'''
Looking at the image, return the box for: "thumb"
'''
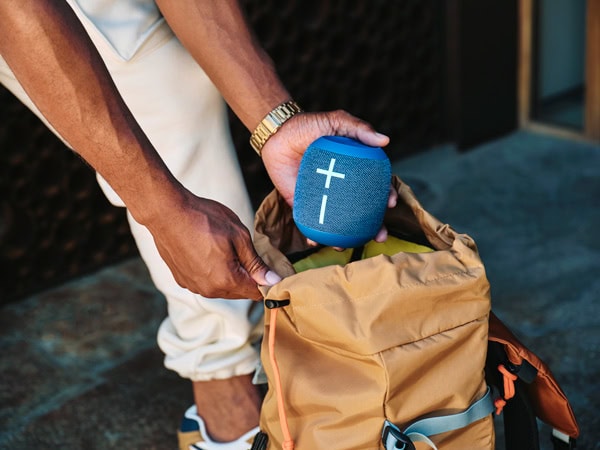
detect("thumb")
[236,241,282,288]
[254,268,283,287]
[324,110,390,148]
[356,129,390,148]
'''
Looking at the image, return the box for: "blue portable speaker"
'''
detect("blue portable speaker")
[293,136,391,248]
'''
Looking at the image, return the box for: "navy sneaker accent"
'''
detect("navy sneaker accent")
[177,405,259,450]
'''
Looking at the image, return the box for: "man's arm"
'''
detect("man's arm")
[155,0,289,132]
[0,0,276,299]
[155,0,392,207]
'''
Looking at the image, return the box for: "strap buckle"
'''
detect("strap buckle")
[265,299,290,309]
[382,423,416,450]
[250,431,269,450]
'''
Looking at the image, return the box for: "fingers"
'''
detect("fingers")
[235,237,282,294]
[374,226,388,243]
[388,184,398,208]
[356,128,390,148]
[200,261,280,301]
[324,110,390,148]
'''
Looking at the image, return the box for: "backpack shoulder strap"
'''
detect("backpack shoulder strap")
[486,340,540,450]
[487,312,579,449]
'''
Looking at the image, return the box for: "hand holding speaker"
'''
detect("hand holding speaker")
[260,109,391,205]
[293,136,392,248]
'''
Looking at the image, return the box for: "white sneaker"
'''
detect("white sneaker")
[177,405,260,450]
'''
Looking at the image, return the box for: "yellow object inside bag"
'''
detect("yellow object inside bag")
[292,235,434,273]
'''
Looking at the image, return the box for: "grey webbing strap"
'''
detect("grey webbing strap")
[382,387,495,450]
[551,428,577,450]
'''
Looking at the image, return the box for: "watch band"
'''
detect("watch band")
[249,100,303,156]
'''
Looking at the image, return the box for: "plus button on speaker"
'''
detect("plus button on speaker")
[293,136,391,248]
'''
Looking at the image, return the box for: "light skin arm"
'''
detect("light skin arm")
[0,0,276,299]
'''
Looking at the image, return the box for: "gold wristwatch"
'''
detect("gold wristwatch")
[249,100,303,156]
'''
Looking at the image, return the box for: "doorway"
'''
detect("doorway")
[519,0,600,141]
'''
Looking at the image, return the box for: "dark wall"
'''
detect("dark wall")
[445,0,518,150]
[0,88,138,304]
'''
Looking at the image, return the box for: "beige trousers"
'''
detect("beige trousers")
[0,0,262,382]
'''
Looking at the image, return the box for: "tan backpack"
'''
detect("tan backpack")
[251,176,579,450]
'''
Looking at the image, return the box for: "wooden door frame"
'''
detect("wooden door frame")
[518,0,600,142]
[586,0,600,140]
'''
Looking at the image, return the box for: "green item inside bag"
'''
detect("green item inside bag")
[293,235,433,273]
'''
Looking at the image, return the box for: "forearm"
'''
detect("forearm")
[0,0,182,224]
[155,0,291,131]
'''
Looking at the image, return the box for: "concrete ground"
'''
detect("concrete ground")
[0,130,598,449]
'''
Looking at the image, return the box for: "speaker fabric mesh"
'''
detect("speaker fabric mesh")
[294,147,390,245]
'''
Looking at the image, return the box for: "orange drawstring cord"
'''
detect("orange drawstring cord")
[494,364,518,415]
[268,308,295,450]
[494,397,507,415]
[497,364,518,400]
